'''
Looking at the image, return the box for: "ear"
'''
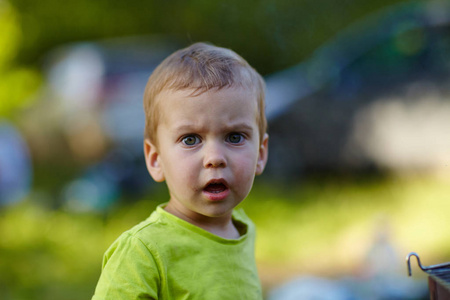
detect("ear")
[255,133,269,175]
[144,138,165,182]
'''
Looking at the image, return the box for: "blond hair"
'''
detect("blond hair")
[143,42,266,144]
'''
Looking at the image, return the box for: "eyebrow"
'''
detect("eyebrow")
[226,123,255,133]
[173,122,255,133]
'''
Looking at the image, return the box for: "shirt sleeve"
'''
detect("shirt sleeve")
[92,233,160,300]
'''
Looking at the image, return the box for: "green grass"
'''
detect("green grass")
[1,175,450,299]
[243,175,450,288]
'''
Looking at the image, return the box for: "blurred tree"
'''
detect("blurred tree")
[9,0,406,75]
[0,0,41,119]
[0,0,20,67]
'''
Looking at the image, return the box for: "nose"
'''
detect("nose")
[203,141,227,168]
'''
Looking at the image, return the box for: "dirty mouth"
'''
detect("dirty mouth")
[204,183,227,193]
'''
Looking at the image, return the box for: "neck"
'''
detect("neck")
[164,202,240,239]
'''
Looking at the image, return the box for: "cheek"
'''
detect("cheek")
[231,151,258,180]
[165,151,199,182]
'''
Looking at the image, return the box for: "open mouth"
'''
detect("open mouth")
[204,182,228,194]
[202,179,230,201]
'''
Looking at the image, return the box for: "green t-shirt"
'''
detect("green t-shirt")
[92,204,262,299]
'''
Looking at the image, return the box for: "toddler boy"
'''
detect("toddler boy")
[92,42,269,299]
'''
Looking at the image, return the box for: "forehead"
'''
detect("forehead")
[156,87,259,128]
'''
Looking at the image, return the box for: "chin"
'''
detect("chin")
[200,205,235,218]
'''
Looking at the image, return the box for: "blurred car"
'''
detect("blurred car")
[264,0,450,178]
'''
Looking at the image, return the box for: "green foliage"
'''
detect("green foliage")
[1,0,410,119]
[0,1,41,119]
[0,67,41,118]
[9,0,406,74]
[0,1,20,69]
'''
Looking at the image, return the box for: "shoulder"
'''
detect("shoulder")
[102,221,161,269]
[94,210,167,299]
[106,207,169,256]
[95,228,161,299]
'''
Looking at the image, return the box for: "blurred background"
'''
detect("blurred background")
[1,0,450,299]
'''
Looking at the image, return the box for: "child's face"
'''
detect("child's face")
[145,87,268,223]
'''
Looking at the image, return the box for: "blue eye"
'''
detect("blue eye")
[182,135,200,146]
[227,133,243,144]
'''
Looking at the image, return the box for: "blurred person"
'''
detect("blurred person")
[0,121,32,205]
[92,42,269,299]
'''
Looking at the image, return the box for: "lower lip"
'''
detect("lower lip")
[202,189,230,201]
